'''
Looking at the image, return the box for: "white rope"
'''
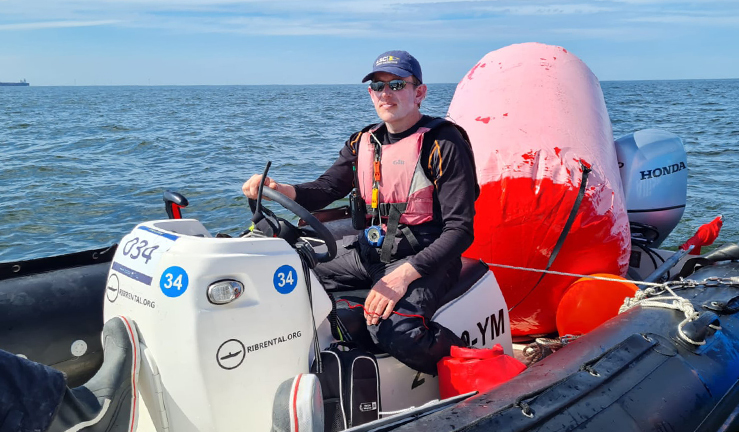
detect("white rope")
[484,262,709,346]
[619,283,705,345]
[485,262,668,288]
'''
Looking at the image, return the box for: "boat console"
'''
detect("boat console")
[101,187,511,430]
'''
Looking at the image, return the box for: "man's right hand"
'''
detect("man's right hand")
[242,175,297,200]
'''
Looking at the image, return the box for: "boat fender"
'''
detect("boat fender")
[680,312,720,345]
[437,345,526,399]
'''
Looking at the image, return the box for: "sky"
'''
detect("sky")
[1,0,738,86]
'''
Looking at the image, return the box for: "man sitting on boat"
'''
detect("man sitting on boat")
[242,50,479,374]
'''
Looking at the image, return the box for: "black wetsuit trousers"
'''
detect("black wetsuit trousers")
[313,238,465,375]
[0,349,66,432]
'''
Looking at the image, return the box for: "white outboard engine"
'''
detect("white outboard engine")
[104,219,332,431]
[615,129,688,247]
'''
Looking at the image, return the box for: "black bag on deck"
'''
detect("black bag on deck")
[311,341,381,431]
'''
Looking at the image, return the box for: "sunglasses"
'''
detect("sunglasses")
[369,79,416,92]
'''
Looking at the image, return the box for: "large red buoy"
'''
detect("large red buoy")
[449,43,631,335]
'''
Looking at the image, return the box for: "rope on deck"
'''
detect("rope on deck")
[484,262,727,346]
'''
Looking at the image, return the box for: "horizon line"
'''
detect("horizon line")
[3,77,739,88]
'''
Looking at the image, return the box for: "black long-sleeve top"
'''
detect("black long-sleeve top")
[293,115,479,277]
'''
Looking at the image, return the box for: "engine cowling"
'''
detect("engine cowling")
[615,129,688,247]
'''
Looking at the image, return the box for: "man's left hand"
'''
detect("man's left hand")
[364,263,421,326]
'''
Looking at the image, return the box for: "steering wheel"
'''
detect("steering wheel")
[248,187,337,263]
[248,194,282,237]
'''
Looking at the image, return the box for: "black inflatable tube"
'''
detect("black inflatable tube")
[394,261,739,432]
[0,247,116,387]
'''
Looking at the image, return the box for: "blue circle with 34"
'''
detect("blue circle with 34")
[273,265,298,294]
[160,266,189,298]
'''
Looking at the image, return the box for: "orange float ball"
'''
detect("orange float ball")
[555,273,639,336]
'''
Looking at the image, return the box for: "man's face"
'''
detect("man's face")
[368,72,427,126]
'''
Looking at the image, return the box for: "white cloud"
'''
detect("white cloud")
[626,14,739,25]
[0,20,121,30]
[550,26,657,40]
[475,4,615,15]
[1,0,737,38]
[170,16,373,36]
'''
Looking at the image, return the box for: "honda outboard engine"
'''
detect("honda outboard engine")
[615,129,688,247]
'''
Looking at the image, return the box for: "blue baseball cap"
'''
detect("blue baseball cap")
[362,50,422,84]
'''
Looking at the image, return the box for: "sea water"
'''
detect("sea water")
[1,80,738,262]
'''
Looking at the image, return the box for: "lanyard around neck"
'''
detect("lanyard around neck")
[368,130,384,224]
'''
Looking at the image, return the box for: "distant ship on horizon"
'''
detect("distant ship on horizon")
[0,79,29,87]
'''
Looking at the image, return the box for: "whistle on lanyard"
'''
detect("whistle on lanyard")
[365,225,385,247]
